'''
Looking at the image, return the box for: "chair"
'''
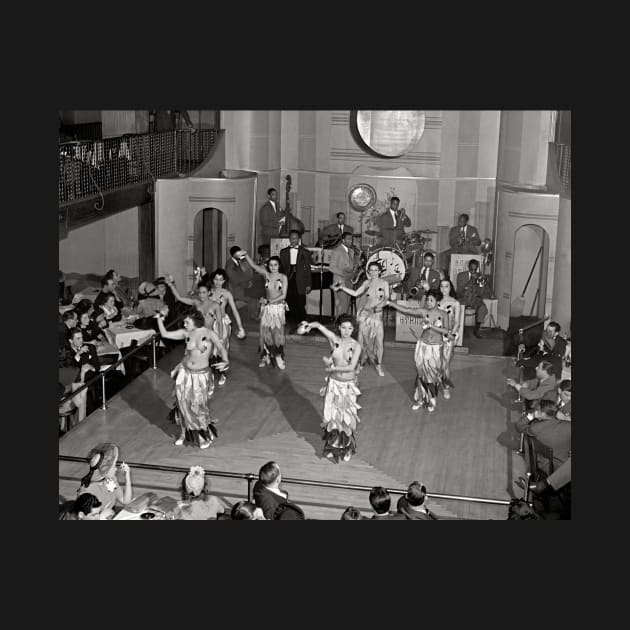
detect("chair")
[58,397,77,434]
[464,306,476,327]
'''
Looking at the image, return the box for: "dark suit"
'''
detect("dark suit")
[225,256,258,319]
[440,223,482,271]
[375,209,411,247]
[405,266,441,298]
[517,335,567,379]
[456,270,488,324]
[252,481,298,520]
[371,511,406,520]
[397,496,437,520]
[259,200,283,245]
[280,245,313,326]
[320,222,354,241]
[516,415,571,470]
[65,341,100,384]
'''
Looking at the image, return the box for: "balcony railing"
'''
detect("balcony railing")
[58,128,217,206]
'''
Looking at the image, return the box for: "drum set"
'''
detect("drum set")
[320,227,438,293]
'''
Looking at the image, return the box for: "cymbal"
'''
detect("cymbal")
[351,232,362,238]
[365,229,381,236]
[417,228,438,234]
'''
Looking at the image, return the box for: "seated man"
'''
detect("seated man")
[59,310,78,363]
[515,399,571,473]
[252,461,303,520]
[507,360,557,411]
[64,328,101,379]
[104,269,133,308]
[369,486,405,520]
[556,379,571,421]
[320,211,354,243]
[404,252,442,299]
[95,276,124,322]
[396,481,438,520]
[456,259,487,338]
[517,320,567,379]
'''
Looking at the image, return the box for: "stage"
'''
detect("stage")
[59,333,526,520]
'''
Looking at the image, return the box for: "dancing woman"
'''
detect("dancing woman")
[304,315,362,463]
[436,278,461,399]
[241,252,288,370]
[155,309,228,448]
[387,291,450,412]
[166,276,223,338]
[332,260,389,376]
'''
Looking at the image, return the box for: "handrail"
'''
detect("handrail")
[59,312,185,407]
[58,455,511,508]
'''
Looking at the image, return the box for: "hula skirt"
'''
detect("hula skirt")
[172,365,217,446]
[320,376,361,463]
[357,308,383,366]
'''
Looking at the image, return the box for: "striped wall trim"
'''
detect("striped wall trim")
[331,113,443,127]
[505,252,513,258]
[503,292,511,299]
[507,211,558,221]
[189,196,237,203]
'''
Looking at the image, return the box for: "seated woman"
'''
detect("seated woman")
[77,443,133,519]
[77,309,106,344]
[94,292,119,329]
[177,466,228,520]
[59,493,104,520]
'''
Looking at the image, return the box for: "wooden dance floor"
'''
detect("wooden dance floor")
[59,334,526,520]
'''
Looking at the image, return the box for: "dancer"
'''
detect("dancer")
[166,275,223,337]
[241,252,288,370]
[205,268,247,386]
[333,260,389,376]
[154,309,228,448]
[436,278,461,399]
[304,315,362,463]
[387,291,450,412]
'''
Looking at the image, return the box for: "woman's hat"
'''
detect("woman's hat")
[87,443,119,475]
[138,281,157,297]
[184,465,206,496]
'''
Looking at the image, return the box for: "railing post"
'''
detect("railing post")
[524,471,532,503]
[518,431,525,454]
[247,475,254,502]
[101,373,107,410]
[152,336,157,369]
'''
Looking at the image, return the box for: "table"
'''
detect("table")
[105,323,155,350]
[95,341,125,375]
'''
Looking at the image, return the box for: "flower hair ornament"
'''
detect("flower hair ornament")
[185,466,206,496]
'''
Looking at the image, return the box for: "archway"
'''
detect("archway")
[193,208,227,272]
[510,224,550,321]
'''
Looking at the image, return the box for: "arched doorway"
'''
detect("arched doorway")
[193,208,227,272]
[510,224,550,320]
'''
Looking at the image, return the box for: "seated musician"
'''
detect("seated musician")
[320,212,354,242]
[404,252,442,300]
[456,259,488,338]
[375,197,411,248]
[516,320,567,379]
[328,232,356,316]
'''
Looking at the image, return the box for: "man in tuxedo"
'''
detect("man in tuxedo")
[252,461,303,520]
[328,232,355,316]
[375,196,411,247]
[259,187,285,246]
[456,259,488,338]
[507,360,558,411]
[225,244,258,321]
[320,212,354,243]
[440,213,482,272]
[516,321,567,379]
[405,252,442,299]
[369,487,405,520]
[279,230,312,330]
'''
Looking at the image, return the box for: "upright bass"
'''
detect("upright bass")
[279,174,305,238]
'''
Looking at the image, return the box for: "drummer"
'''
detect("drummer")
[320,212,354,242]
[375,197,411,247]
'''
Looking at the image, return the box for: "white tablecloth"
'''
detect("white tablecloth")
[95,341,125,375]
[105,323,155,350]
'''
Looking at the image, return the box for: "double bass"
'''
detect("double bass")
[279,174,305,237]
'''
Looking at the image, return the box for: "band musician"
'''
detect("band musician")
[404,252,442,300]
[279,230,312,331]
[320,212,354,242]
[328,232,356,316]
[440,213,482,272]
[259,187,286,246]
[456,259,488,338]
[375,197,411,248]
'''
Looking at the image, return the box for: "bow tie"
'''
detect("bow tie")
[291,246,299,250]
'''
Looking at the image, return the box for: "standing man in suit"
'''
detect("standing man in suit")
[375,197,411,247]
[404,252,442,299]
[440,212,482,273]
[456,259,488,338]
[328,232,356,316]
[279,230,312,331]
[259,187,285,247]
[320,212,354,243]
[225,245,258,322]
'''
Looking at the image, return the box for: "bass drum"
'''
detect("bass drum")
[366,247,407,287]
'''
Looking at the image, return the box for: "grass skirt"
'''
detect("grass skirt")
[260,303,286,358]
[172,365,217,446]
[320,376,361,462]
[413,340,445,405]
[357,308,383,366]
[441,336,455,389]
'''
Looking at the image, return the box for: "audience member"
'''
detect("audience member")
[94,292,120,328]
[104,269,132,308]
[95,276,124,322]
[273,502,306,520]
[369,486,405,520]
[64,328,100,383]
[177,466,227,520]
[77,310,106,344]
[396,481,438,520]
[507,360,557,410]
[507,498,541,520]
[252,461,303,520]
[231,501,266,520]
[59,310,78,361]
[77,443,133,519]
[517,321,566,379]
[556,380,571,421]
[59,493,104,520]
[340,506,365,520]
